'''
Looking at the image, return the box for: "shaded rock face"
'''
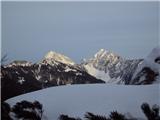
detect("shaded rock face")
[131,56,160,85]
[131,67,159,85]
[1,66,42,101]
[1,61,104,101]
[131,47,160,84]
[155,57,160,64]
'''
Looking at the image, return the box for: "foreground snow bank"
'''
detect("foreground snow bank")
[6,84,160,120]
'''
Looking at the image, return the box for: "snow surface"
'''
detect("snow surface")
[64,66,77,72]
[17,77,25,85]
[84,64,123,84]
[6,84,160,120]
[84,64,110,82]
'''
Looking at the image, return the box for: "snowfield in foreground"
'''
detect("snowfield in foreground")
[6,84,160,120]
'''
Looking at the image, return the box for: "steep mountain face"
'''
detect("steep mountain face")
[82,49,143,84]
[1,65,42,101]
[1,52,104,101]
[131,46,160,84]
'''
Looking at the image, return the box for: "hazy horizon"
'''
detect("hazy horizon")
[2,2,159,63]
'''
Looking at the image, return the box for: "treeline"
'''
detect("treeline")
[1,100,160,120]
[59,103,160,120]
[2,100,43,120]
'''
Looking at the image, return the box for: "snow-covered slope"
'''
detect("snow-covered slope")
[6,84,160,120]
[43,51,75,65]
[84,64,110,81]
[131,46,160,84]
[82,49,142,84]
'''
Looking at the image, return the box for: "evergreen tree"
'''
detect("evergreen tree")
[141,103,160,120]
[85,112,109,120]
[109,111,126,120]
[59,114,81,120]
[12,100,43,120]
[1,102,12,120]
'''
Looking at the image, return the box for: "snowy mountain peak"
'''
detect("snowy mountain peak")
[82,48,143,84]
[45,51,57,59]
[44,51,75,65]
[94,49,107,58]
[147,46,160,62]
[90,49,121,66]
[98,49,106,53]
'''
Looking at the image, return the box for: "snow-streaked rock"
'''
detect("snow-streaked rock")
[1,57,104,101]
[5,60,32,67]
[82,49,142,84]
[131,46,160,84]
[17,77,25,85]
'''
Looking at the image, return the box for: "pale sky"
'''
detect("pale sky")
[2,2,159,63]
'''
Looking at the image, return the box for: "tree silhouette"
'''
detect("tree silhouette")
[141,103,160,120]
[12,100,43,120]
[1,54,8,65]
[1,102,12,120]
[109,111,126,120]
[85,112,109,120]
[59,114,81,120]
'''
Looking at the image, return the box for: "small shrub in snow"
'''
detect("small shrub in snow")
[141,103,160,120]
[59,114,81,120]
[109,111,127,120]
[1,102,12,120]
[85,112,109,120]
[85,111,127,120]
[12,100,43,120]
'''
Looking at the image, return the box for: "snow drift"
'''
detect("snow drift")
[6,84,160,120]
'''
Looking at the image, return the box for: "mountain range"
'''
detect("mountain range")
[1,47,160,101]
